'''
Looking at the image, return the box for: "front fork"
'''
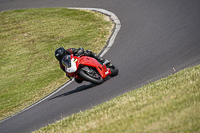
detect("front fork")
[66,73,73,81]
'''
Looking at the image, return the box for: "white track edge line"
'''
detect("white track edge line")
[0,8,121,124]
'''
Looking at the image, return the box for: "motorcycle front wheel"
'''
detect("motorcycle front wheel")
[79,67,104,84]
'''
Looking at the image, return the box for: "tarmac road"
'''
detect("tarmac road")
[1,0,200,133]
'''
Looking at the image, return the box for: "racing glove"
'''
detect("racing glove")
[76,47,84,56]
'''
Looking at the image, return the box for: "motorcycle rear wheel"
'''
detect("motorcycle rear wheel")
[107,63,118,77]
[79,67,104,84]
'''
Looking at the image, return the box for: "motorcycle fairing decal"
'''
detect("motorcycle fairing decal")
[73,59,78,63]
[66,58,77,73]
[105,70,109,75]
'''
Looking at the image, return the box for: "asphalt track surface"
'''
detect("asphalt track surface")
[1,0,200,133]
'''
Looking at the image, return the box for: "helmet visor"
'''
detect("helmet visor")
[62,55,71,68]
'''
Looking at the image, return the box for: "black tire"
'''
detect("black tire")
[107,63,119,77]
[79,68,104,84]
[75,78,83,84]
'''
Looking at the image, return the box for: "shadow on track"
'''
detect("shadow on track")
[48,83,96,100]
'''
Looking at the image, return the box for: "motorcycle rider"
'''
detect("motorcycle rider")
[55,47,108,83]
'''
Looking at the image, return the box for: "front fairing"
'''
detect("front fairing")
[65,58,78,77]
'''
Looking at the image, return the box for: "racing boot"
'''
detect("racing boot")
[97,56,110,65]
[84,50,110,65]
[103,59,110,65]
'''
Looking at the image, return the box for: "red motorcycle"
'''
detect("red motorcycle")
[62,54,118,84]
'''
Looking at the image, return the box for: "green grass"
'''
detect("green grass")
[0,8,113,121]
[34,65,200,133]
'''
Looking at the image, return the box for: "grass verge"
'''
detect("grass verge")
[0,8,114,121]
[34,65,200,133]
